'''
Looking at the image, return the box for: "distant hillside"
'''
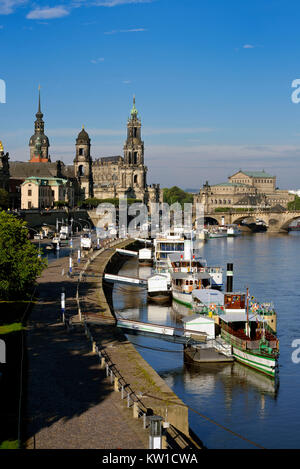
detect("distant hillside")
[184,188,199,194]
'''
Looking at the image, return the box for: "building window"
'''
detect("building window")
[79,148,84,156]
[28,201,32,209]
[28,189,32,196]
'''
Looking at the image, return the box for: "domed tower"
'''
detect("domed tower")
[74,126,93,199]
[29,86,50,162]
[124,96,144,166]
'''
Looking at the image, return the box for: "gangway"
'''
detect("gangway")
[104,273,147,286]
[116,248,138,257]
[135,238,152,244]
[116,316,207,345]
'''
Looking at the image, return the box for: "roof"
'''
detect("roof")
[168,252,207,264]
[171,272,211,280]
[21,176,67,186]
[231,170,274,178]
[219,313,263,323]
[95,155,123,164]
[192,289,224,305]
[181,314,215,323]
[76,127,90,143]
[9,161,59,179]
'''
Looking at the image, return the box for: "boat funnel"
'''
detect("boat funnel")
[226,263,233,292]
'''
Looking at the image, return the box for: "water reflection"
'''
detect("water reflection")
[113,233,300,448]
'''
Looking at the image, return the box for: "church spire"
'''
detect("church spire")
[36,85,43,120]
[29,85,50,162]
[130,95,138,118]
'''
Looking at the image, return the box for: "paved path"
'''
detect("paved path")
[25,247,148,449]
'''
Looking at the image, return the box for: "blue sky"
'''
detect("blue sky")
[1,0,300,189]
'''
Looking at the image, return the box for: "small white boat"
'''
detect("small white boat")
[207,226,228,238]
[227,224,241,237]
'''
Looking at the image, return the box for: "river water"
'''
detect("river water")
[112,232,300,449]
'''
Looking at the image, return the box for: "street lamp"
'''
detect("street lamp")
[79,218,92,231]
[30,227,42,258]
[72,219,83,234]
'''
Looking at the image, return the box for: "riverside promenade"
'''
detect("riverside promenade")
[25,239,201,450]
[25,240,149,449]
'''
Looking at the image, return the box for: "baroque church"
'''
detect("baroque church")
[2,89,162,209]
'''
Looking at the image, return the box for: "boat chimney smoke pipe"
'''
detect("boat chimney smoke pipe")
[226,263,233,292]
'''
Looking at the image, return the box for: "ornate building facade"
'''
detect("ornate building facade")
[4,91,161,209]
[195,170,294,212]
[73,96,161,205]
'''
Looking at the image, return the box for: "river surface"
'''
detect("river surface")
[112,232,300,449]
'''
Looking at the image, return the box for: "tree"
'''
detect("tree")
[0,189,9,210]
[288,195,300,210]
[163,186,194,207]
[54,200,69,208]
[0,211,47,300]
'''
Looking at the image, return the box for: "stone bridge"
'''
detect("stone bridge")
[204,210,300,233]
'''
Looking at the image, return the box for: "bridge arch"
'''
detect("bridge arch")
[204,216,220,226]
[279,214,300,231]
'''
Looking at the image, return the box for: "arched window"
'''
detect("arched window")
[78,165,84,176]
[133,152,138,164]
[79,148,84,156]
[134,174,138,184]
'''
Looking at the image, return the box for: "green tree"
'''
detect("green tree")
[0,189,9,210]
[288,195,300,210]
[163,186,194,207]
[0,211,47,300]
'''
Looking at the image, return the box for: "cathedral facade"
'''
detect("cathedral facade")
[73,97,161,205]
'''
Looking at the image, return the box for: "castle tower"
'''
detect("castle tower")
[0,140,9,191]
[29,87,50,162]
[123,96,144,166]
[74,126,93,199]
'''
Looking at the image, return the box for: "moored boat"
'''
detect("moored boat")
[191,289,279,378]
[147,273,171,304]
[226,224,241,237]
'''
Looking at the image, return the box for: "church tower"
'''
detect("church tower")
[122,96,147,197]
[74,126,93,199]
[29,87,50,162]
[124,96,144,166]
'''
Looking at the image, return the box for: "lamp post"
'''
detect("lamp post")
[149,415,163,449]
[30,228,41,258]
[79,218,92,231]
[72,219,83,234]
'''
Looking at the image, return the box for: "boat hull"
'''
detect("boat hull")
[232,346,277,378]
[147,291,171,305]
[172,290,193,308]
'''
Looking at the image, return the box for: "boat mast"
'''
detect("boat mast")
[246,287,250,337]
